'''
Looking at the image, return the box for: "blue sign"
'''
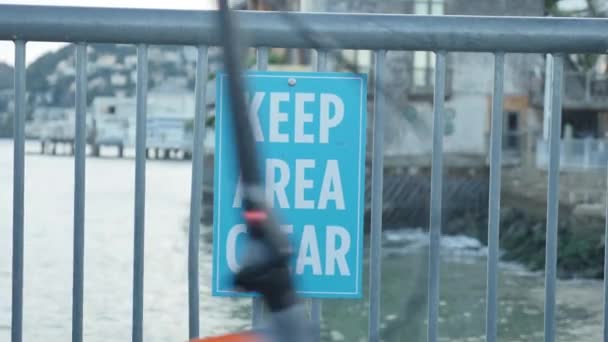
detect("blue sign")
[213,71,367,298]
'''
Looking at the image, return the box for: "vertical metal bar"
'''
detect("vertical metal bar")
[11,39,26,342]
[251,46,268,329]
[132,44,148,342]
[310,49,328,339]
[604,163,608,342]
[72,43,87,342]
[427,51,446,342]
[252,298,264,328]
[188,45,209,339]
[368,49,386,342]
[543,55,553,141]
[544,54,563,342]
[485,52,505,342]
[256,46,268,71]
[585,70,592,101]
[316,50,327,71]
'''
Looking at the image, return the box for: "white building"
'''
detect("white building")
[162,50,181,64]
[111,74,128,87]
[125,55,138,68]
[90,84,214,153]
[298,0,544,166]
[55,59,75,77]
[97,54,117,67]
[88,76,106,91]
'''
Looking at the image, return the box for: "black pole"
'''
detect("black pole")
[216,0,298,317]
[217,0,261,187]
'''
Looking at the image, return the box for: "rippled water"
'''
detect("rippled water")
[0,140,604,341]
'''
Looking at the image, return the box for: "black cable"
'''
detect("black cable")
[217,0,262,187]
[217,0,302,318]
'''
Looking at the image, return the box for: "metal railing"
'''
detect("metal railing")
[409,66,454,99]
[531,69,608,109]
[2,4,608,342]
[537,137,608,170]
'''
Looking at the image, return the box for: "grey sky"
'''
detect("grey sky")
[0,0,216,65]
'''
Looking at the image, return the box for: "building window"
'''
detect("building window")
[505,111,520,150]
[413,0,445,88]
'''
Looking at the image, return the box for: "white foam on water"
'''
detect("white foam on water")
[382,228,486,257]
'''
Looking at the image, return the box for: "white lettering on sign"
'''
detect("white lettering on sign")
[294,93,315,143]
[266,159,290,209]
[233,159,345,210]
[318,160,345,210]
[232,176,242,208]
[246,92,265,142]
[245,92,344,143]
[269,92,290,143]
[320,93,344,144]
[225,223,351,276]
[326,225,351,276]
[295,159,315,209]
[226,224,246,272]
[296,225,322,275]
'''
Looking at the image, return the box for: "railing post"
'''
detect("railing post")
[252,46,268,329]
[11,39,26,342]
[485,52,505,342]
[543,54,554,141]
[428,51,447,342]
[584,137,592,170]
[585,70,592,101]
[310,48,328,341]
[132,43,148,342]
[72,42,87,342]
[604,158,608,342]
[188,45,209,339]
[368,49,386,342]
[544,53,564,342]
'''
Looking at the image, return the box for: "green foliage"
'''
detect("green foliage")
[18,43,193,109]
[0,113,12,138]
[206,115,215,128]
[0,63,13,90]
[185,119,194,132]
[247,56,256,68]
[183,114,215,132]
[269,52,287,65]
[545,0,561,15]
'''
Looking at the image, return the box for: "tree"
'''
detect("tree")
[545,0,607,74]
[545,0,560,15]
[546,0,606,16]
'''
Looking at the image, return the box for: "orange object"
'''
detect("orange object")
[190,332,261,342]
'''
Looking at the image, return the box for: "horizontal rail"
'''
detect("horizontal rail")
[1,5,608,52]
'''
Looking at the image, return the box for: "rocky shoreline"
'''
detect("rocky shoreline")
[445,204,606,279]
[363,170,607,280]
